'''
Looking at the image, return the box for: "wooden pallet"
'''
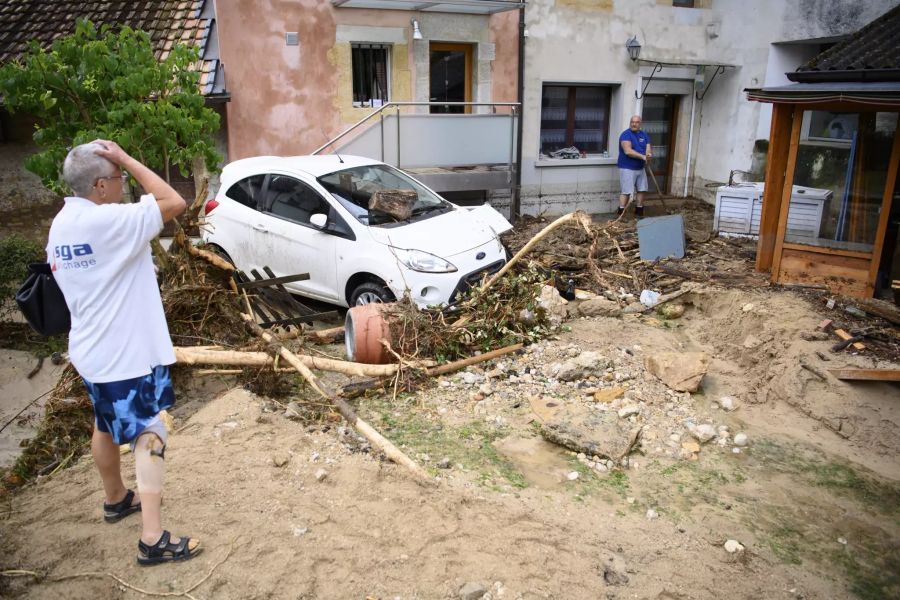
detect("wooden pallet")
[234,266,338,330]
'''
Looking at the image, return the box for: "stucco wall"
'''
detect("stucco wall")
[518,0,900,214]
[214,1,519,160]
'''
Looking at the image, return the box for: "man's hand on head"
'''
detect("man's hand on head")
[92,139,131,167]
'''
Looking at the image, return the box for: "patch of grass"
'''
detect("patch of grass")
[833,546,900,600]
[752,439,900,514]
[363,397,527,489]
[765,525,804,565]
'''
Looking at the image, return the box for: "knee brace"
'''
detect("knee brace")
[134,430,167,495]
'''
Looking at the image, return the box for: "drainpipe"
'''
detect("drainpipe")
[511,6,525,222]
[683,74,698,198]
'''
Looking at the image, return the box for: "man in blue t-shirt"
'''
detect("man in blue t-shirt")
[617,115,652,217]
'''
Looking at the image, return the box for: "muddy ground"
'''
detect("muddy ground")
[2,281,899,600]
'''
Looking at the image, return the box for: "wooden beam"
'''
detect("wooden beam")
[828,368,900,382]
[781,242,872,260]
[236,272,311,289]
[771,105,803,283]
[757,103,793,272]
[866,123,900,296]
[833,328,866,351]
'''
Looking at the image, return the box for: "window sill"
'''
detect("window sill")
[534,157,617,168]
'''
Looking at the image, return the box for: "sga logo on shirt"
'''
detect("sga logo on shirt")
[54,243,97,270]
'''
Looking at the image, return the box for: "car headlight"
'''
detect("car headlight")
[390,247,457,273]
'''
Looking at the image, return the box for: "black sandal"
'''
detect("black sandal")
[103,489,141,523]
[137,530,203,565]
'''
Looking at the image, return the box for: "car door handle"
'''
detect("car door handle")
[252,224,269,233]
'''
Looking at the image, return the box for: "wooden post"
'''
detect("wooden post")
[866,124,900,296]
[240,314,431,482]
[769,105,804,282]
[756,103,794,272]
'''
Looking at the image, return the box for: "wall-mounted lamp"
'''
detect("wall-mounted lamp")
[625,36,641,62]
[411,19,423,40]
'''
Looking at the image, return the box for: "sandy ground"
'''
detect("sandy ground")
[0,351,65,470]
[2,286,899,600]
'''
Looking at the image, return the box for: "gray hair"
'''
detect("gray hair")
[62,143,117,197]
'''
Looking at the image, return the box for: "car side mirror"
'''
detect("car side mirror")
[310,213,327,229]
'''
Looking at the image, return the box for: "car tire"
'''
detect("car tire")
[349,281,395,306]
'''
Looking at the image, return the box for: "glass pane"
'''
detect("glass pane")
[226,174,265,210]
[540,86,570,155]
[643,95,675,187]
[573,87,608,154]
[787,111,898,251]
[352,46,389,107]
[266,176,329,225]
[430,50,466,114]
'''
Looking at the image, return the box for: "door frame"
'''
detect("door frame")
[429,42,473,114]
[643,94,680,195]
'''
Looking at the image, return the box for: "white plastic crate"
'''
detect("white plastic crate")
[714,183,831,239]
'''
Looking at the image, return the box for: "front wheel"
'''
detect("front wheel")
[349,281,395,306]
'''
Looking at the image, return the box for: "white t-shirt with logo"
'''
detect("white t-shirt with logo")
[47,194,175,383]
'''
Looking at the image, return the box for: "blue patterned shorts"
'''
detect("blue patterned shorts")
[83,366,175,445]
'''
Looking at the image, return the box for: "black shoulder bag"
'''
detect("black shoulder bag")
[15,262,71,336]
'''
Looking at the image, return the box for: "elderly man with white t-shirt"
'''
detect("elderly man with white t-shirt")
[48,140,200,565]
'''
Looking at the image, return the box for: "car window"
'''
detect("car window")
[317,164,451,226]
[265,175,331,225]
[225,174,266,210]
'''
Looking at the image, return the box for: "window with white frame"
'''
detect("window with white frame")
[540,84,612,156]
[352,43,390,108]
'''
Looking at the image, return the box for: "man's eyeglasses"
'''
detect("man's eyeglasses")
[94,172,128,186]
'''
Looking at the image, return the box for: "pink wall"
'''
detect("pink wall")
[216,0,339,159]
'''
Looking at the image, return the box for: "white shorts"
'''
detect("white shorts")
[619,168,648,196]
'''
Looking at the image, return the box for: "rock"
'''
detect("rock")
[479,383,494,396]
[537,401,642,461]
[459,582,487,600]
[272,454,290,468]
[690,424,717,444]
[314,468,328,482]
[724,539,745,553]
[617,405,641,419]
[646,508,658,520]
[602,554,630,586]
[461,372,479,385]
[556,351,610,382]
[567,471,580,481]
[292,527,308,537]
[284,402,303,420]
[681,440,701,454]
[733,432,749,447]
[437,457,452,469]
[717,396,737,411]
[742,335,763,349]
[742,303,754,312]
[644,352,710,392]
[622,301,645,314]
[657,303,685,319]
[578,297,622,318]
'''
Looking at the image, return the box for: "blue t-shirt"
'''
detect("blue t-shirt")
[617,129,649,171]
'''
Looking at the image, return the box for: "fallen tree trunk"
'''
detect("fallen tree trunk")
[338,342,525,398]
[240,313,430,482]
[173,347,434,377]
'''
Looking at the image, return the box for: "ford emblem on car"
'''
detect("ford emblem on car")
[476,252,486,260]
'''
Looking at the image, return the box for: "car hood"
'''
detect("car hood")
[366,205,511,258]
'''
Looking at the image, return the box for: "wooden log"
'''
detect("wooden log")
[828,368,900,382]
[337,343,525,398]
[241,313,430,481]
[173,347,434,377]
[856,298,900,327]
[426,343,524,376]
[369,189,417,221]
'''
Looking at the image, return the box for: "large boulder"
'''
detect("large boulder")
[532,397,642,460]
[644,351,710,392]
[577,297,622,318]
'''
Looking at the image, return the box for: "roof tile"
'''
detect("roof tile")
[798,4,900,75]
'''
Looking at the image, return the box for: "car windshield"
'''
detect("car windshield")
[317,163,451,226]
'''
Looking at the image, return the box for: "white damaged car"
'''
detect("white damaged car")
[201,154,512,307]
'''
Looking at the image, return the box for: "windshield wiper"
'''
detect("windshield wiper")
[410,204,449,217]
